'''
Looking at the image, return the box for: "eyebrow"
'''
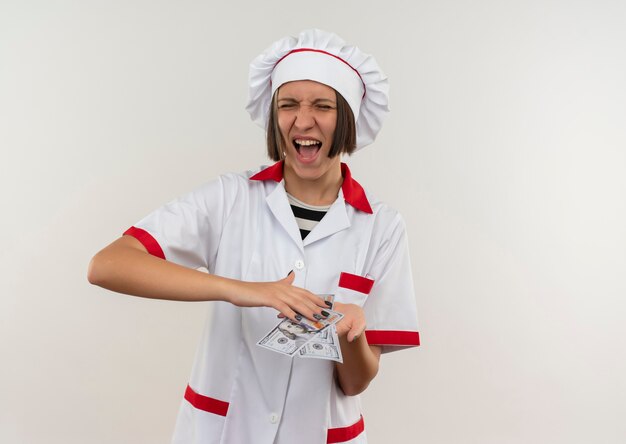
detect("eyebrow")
[313,98,336,104]
[277,97,336,104]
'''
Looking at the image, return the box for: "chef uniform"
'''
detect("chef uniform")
[124,29,420,444]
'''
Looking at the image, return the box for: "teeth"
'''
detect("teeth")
[295,139,320,146]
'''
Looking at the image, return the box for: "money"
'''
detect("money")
[298,325,343,363]
[257,319,321,356]
[296,309,343,333]
[257,295,344,361]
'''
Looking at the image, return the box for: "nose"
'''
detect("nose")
[294,105,315,130]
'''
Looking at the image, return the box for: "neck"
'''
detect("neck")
[283,162,343,206]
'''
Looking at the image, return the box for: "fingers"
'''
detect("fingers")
[272,290,322,322]
[348,323,366,343]
[333,303,366,342]
[234,277,326,323]
[305,292,332,309]
[276,278,327,321]
[277,299,368,343]
[280,271,326,308]
[282,270,295,284]
[273,301,301,323]
[274,294,329,323]
[275,300,328,323]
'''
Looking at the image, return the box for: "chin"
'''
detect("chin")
[285,152,339,182]
[292,165,325,181]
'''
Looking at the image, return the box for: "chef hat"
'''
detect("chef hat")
[246,29,390,150]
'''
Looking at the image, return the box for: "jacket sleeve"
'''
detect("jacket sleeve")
[362,213,420,353]
[123,174,239,273]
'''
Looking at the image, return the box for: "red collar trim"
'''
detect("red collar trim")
[250,161,373,214]
[249,160,284,182]
[340,163,373,214]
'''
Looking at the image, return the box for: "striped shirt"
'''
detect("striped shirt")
[286,193,331,239]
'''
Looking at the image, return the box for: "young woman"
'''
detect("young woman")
[88,29,420,444]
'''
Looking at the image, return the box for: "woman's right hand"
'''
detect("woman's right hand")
[227,271,329,323]
[89,236,327,322]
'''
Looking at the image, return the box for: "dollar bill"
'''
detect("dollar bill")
[257,302,343,358]
[298,325,343,363]
[257,319,321,356]
[296,308,343,333]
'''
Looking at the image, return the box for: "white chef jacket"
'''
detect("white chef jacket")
[124,161,420,444]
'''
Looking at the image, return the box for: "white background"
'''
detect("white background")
[1,1,625,443]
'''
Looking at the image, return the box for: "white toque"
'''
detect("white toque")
[246,29,390,150]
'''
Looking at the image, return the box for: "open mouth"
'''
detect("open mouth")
[293,138,322,160]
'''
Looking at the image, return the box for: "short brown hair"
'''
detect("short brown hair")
[266,89,357,161]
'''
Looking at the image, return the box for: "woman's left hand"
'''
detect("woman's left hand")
[332,302,367,343]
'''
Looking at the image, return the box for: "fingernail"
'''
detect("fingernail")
[321,310,330,317]
[287,270,293,277]
[325,301,333,308]
[295,314,302,321]
[313,314,322,320]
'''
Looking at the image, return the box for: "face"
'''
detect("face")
[280,320,307,335]
[276,80,341,182]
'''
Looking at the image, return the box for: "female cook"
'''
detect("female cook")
[88,29,420,444]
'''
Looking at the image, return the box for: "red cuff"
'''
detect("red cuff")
[365,330,420,347]
[123,226,165,260]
